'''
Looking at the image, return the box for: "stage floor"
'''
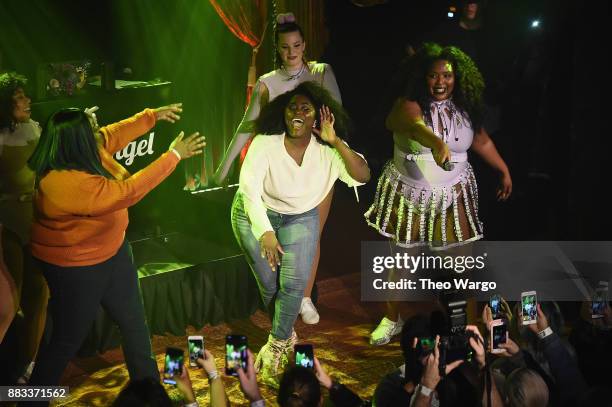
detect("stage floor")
[55,271,437,406]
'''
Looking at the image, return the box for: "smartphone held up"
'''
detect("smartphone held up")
[521,291,538,325]
[163,347,184,385]
[225,335,248,376]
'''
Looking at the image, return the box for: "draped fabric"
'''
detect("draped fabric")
[209,0,268,105]
[274,0,329,64]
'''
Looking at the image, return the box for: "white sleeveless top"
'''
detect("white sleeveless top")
[259,62,342,104]
[393,99,474,188]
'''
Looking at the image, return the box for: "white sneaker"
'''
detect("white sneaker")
[369,316,404,346]
[299,297,320,324]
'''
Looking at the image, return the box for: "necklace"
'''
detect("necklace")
[280,63,306,81]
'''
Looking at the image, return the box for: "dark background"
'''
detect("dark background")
[0,0,608,242]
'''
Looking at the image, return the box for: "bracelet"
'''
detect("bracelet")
[250,400,265,407]
[184,402,199,407]
[207,370,220,381]
[417,383,434,397]
[538,327,553,339]
[171,148,182,160]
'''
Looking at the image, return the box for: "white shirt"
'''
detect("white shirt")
[239,133,364,240]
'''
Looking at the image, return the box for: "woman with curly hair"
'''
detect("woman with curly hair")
[365,43,512,345]
[214,12,343,326]
[231,81,369,386]
[0,72,48,383]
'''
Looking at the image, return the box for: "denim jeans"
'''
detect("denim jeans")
[231,193,319,340]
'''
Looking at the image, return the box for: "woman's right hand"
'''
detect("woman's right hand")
[259,231,284,272]
[169,131,206,159]
[432,139,451,169]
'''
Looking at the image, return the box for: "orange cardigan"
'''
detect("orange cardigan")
[30,109,180,266]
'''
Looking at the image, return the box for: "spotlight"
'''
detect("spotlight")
[531,19,540,28]
[448,12,455,18]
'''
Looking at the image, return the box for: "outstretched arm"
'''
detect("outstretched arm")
[213,81,269,184]
[386,98,450,168]
[470,128,512,200]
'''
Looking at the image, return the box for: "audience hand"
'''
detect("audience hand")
[237,349,262,402]
[196,349,218,376]
[314,357,333,390]
[526,304,549,335]
[173,364,196,404]
[154,103,182,123]
[495,337,520,358]
[465,325,486,370]
[421,335,463,390]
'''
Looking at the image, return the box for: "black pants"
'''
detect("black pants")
[28,240,158,387]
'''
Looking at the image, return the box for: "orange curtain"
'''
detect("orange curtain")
[209,0,268,105]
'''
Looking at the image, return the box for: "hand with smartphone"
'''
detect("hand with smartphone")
[236,349,263,404]
[489,320,508,354]
[163,347,184,385]
[591,283,609,320]
[226,334,248,376]
[188,335,204,367]
[525,303,550,336]
[162,347,197,404]
[520,291,538,325]
[294,344,315,369]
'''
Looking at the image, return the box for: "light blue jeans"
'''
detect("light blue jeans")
[231,193,319,340]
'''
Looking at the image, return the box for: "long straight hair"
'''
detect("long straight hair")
[28,108,112,185]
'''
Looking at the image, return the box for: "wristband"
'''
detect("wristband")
[417,383,434,397]
[184,402,199,407]
[250,400,265,407]
[207,370,220,382]
[538,327,553,339]
[171,148,182,160]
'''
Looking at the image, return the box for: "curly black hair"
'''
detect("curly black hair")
[401,43,485,132]
[0,72,28,131]
[254,81,352,143]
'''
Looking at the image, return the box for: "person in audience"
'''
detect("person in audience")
[0,71,48,383]
[213,12,344,326]
[483,302,589,406]
[503,368,549,407]
[236,345,369,407]
[231,81,369,387]
[26,104,205,389]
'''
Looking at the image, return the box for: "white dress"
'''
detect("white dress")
[365,99,483,249]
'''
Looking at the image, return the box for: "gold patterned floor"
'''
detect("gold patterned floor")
[54,273,435,406]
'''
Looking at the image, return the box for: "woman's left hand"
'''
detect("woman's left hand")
[496,171,512,201]
[154,103,182,123]
[313,105,339,146]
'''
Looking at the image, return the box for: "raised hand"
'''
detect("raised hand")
[169,131,205,159]
[154,103,182,123]
[526,303,549,335]
[313,105,339,146]
[84,106,100,131]
[237,349,262,402]
[421,335,464,390]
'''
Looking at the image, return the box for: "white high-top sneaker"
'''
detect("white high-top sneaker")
[299,297,320,324]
